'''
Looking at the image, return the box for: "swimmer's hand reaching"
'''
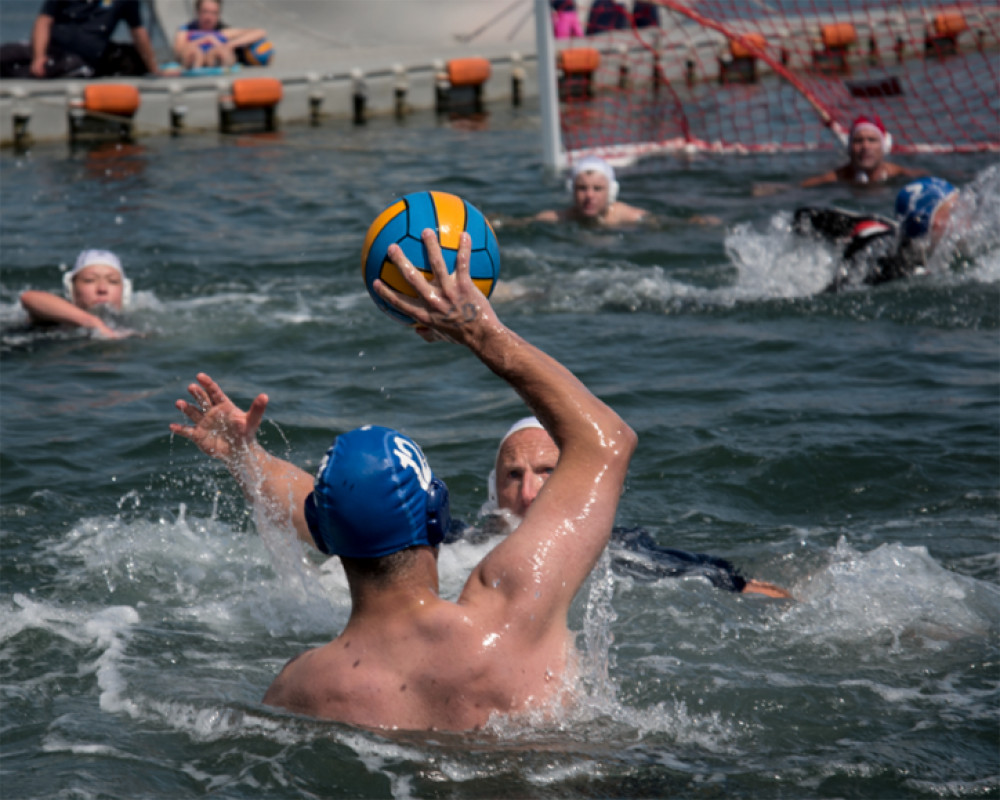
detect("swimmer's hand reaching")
[171,373,269,467]
[170,373,316,541]
[93,325,141,340]
[376,229,501,345]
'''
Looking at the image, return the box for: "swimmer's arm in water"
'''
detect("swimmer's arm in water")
[799,170,839,189]
[532,208,564,223]
[751,181,796,197]
[170,373,316,546]
[883,162,928,181]
[529,206,721,228]
[486,212,556,230]
[753,169,838,195]
[20,290,126,339]
[742,578,793,599]
[642,211,723,228]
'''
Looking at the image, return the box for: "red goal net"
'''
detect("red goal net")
[548,1,1000,165]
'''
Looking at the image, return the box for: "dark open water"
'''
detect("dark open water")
[1,102,998,799]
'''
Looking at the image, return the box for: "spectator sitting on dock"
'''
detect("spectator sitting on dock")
[0,0,159,79]
[20,249,135,339]
[172,0,269,71]
[551,1,583,39]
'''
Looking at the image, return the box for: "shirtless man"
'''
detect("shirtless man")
[535,155,649,226]
[20,249,133,339]
[801,115,925,188]
[169,229,637,730]
[753,116,926,197]
[481,417,792,598]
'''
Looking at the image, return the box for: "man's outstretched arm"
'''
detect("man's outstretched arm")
[170,373,315,545]
[377,231,637,624]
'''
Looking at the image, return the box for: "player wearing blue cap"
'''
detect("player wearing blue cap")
[793,176,959,292]
[170,228,637,730]
[894,176,959,244]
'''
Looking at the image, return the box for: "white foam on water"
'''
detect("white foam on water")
[780,537,999,648]
[477,551,745,754]
[17,493,996,788]
[725,163,1000,299]
[4,593,141,718]
[939,162,1000,283]
[725,214,836,298]
[40,738,130,758]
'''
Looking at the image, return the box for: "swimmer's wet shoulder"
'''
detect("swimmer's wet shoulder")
[263,581,574,730]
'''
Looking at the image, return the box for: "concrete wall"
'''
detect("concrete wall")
[0,0,548,145]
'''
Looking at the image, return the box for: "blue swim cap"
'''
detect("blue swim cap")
[895,177,957,240]
[304,425,450,558]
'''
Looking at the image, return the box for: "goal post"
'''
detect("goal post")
[535,0,1000,169]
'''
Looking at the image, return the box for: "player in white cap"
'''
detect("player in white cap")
[20,249,134,339]
[535,155,650,227]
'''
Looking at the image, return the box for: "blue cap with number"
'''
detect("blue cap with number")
[895,177,957,241]
[304,425,450,558]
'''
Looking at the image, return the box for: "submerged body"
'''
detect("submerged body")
[467,417,792,599]
[795,177,959,293]
[793,207,914,292]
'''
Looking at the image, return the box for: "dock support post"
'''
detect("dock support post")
[511,51,524,106]
[351,68,367,125]
[393,64,408,119]
[169,82,186,135]
[307,72,324,125]
[12,88,31,149]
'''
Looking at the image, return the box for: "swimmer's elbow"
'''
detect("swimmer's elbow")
[20,290,45,308]
[621,424,638,463]
[604,421,637,468]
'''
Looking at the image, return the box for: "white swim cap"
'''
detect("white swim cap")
[567,156,620,203]
[63,249,132,307]
[484,416,546,512]
[70,249,124,278]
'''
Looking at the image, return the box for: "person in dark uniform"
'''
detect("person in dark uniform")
[794,177,959,292]
[0,0,159,79]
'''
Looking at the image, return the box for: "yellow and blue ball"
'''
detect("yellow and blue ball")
[361,191,501,324]
[242,37,274,66]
